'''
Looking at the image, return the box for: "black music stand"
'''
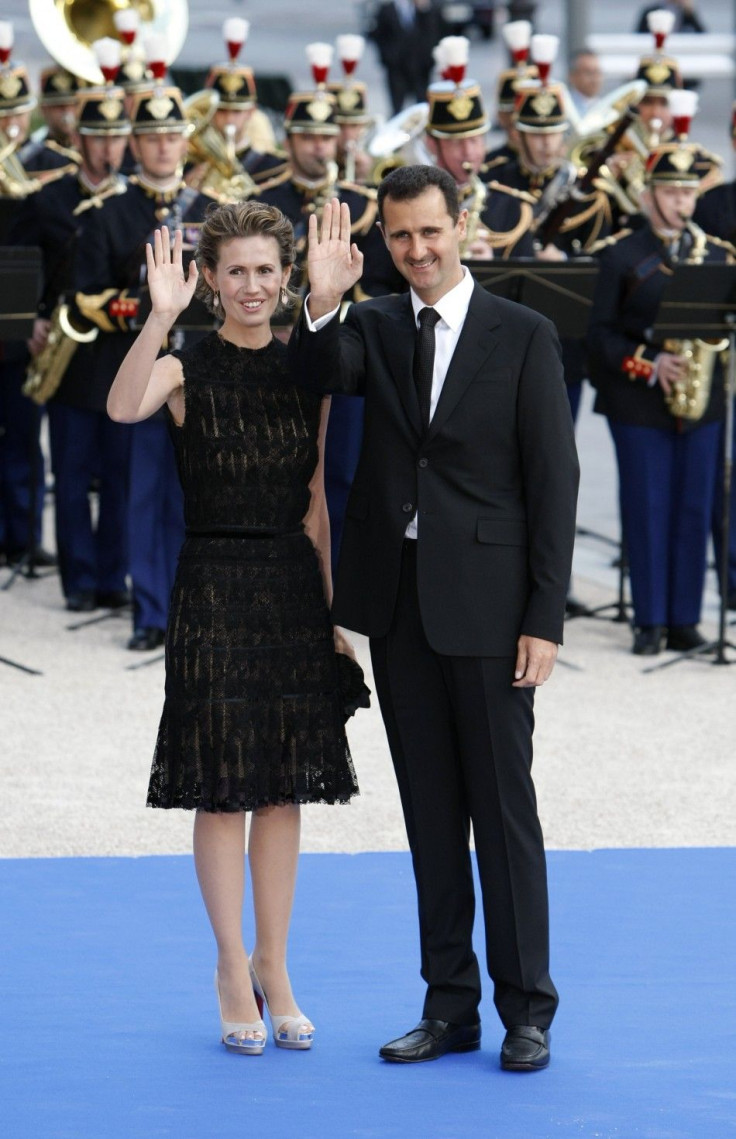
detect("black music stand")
[640,265,736,672]
[469,258,631,626]
[0,246,44,674]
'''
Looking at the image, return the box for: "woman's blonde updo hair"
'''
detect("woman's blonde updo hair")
[195,200,298,316]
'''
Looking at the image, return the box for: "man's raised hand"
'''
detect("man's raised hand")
[145,227,198,322]
[307,198,364,318]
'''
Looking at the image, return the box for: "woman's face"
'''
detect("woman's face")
[204,235,291,329]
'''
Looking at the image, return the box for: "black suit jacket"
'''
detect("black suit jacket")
[289,284,579,656]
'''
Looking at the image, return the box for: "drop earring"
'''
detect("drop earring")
[213,291,220,309]
[280,289,288,306]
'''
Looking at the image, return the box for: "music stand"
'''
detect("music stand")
[469,259,630,625]
[641,264,736,672]
[0,246,45,674]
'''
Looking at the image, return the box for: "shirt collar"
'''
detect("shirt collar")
[410,266,474,332]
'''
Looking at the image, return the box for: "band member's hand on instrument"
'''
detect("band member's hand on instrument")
[536,243,567,262]
[513,635,558,687]
[146,226,198,322]
[27,317,51,358]
[655,351,687,396]
[306,198,364,319]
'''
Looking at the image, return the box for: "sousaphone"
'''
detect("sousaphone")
[29,0,189,85]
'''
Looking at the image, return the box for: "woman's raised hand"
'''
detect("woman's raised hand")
[307,198,364,307]
[145,226,199,321]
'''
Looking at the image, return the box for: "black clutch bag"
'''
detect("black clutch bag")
[336,653,371,721]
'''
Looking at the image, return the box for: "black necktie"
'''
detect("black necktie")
[413,307,441,429]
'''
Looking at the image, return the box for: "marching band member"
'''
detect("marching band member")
[0,30,50,567]
[423,78,536,260]
[694,103,736,612]
[587,109,734,655]
[12,85,131,611]
[20,65,82,177]
[70,82,214,648]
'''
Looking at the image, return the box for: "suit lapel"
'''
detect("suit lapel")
[378,292,422,436]
[426,284,501,442]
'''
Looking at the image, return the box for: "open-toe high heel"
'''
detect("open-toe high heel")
[214,970,267,1056]
[249,962,314,1050]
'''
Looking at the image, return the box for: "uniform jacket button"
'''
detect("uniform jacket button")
[418,458,428,468]
[402,502,413,513]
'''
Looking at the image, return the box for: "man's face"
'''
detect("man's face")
[81,134,129,182]
[213,106,253,143]
[43,102,77,144]
[380,185,466,305]
[638,95,672,134]
[645,183,698,230]
[0,111,31,144]
[569,54,603,99]
[428,134,487,185]
[286,132,337,181]
[131,131,189,179]
[520,130,566,172]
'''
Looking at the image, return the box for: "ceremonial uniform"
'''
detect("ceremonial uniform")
[11,143,132,606]
[0,61,45,564]
[72,86,214,646]
[587,214,733,645]
[18,65,82,179]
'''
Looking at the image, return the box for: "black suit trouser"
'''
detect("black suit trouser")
[370,541,559,1029]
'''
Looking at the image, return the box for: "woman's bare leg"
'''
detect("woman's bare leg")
[249,803,312,1026]
[193,810,261,1029]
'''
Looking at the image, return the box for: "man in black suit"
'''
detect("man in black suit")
[369,0,443,114]
[290,166,579,1071]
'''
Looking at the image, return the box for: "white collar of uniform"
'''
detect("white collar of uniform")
[409,266,474,333]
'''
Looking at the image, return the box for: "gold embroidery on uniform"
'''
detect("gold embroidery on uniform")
[99,97,123,122]
[0,74,22,99]
[219,72,245,95]
[531,92,557,117]
[447,94,473,121]
[306,99,332,123]
[338,89,360,112]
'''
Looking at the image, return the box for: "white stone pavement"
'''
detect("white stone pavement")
[1,389,734,859]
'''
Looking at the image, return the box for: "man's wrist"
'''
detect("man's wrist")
[307,294,343,321]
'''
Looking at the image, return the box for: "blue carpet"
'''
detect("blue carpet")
[1,850,735,1139]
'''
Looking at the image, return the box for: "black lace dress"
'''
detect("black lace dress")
[147,332,359,811]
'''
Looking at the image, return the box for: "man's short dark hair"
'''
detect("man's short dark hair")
[377,165,460,225]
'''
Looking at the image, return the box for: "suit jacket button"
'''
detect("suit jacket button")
[418,458,428,468]
[402,502,413,513]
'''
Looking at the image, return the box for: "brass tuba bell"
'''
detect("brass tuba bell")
[28,0,189,85]
[183,89,259,201]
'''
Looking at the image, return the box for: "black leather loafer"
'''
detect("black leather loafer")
[500,1025,550,1071]
[127,627,165,651]
[632,625,665,655]
[379,1019,481,1063]
[666,625,707,652]
[66,591,97,613]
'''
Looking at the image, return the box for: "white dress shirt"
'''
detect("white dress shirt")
[305,266,476,538]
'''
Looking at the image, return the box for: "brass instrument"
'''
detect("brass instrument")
[0,124,42,199]
[366,102,432,182]
[567,80,650,216]
[23,304,98,405]
[459,172,490,260]
[29,0,188,85]
[662,337,729,421]
[184,90,259,201]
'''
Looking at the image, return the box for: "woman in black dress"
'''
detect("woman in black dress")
[108,203,360,1055]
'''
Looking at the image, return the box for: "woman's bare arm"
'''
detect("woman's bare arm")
[107,227,197,423]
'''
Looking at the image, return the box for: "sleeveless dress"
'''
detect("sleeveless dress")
[147,332,359,812]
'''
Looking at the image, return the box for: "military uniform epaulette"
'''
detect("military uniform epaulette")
[44,138,82,165]
[337,180,377,201]
[486,180,536,206]
[255,165,293,193]
[588,228,633,255]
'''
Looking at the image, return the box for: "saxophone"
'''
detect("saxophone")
[23,304,98,405]
[661,222,729,421]
[662,337,729,421]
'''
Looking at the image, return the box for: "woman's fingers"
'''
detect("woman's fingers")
[172,227,183,271]
[340,200,352,244]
